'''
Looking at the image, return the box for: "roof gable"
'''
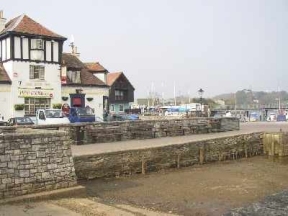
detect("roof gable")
[107,72,135,90]
[0,64,11,84]
[85,62,108,73]
[1,14,66,39]
[107,72,122,86]
[61,54,107,87]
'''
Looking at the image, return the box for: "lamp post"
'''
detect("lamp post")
[198,88,204,116]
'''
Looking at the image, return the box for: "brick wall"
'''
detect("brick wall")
[0,129,77,199]
[74,132,262,180]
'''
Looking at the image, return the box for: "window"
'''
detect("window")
[31,39,44,50]
[119,104,124,112]
[67,71,81,83]
[30,65,45,80]
[110,105,115,112]
[115,90,124,100]
[24,98,51,115]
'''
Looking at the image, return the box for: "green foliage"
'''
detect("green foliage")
[52,103,62,109]
[14,104,25,111]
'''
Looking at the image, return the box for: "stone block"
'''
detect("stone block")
[42,172,51,179]
[19,170,30,178]
[0,155,10,162]
[15,178,24,184]
[0,162,7,168]
[1,178,12,184]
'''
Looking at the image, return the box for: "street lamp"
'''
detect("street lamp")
[198,88,204,116]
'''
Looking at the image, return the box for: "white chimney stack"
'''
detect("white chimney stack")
[0,11,6,32]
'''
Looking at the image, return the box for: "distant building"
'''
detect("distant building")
[107,72,134,114]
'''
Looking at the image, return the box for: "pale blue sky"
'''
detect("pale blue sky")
[2,0,288,98]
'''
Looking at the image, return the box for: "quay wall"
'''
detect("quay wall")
[74,132,262,180]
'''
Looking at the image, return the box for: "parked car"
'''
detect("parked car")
[107,114,140,121]
[7,117,34,126]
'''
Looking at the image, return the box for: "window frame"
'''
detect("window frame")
[119,104,124,112]
[31,39,44,50]
[30,65,45,80]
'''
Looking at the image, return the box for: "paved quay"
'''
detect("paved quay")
[72,122,288,156]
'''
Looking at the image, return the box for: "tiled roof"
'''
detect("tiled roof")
[85,62,108,73]
[1,14,66,39]
[80,69,107,86]
[0,64,11,84]
[62,53,86,70]
[62,53,107,87]
[107,72,122,86]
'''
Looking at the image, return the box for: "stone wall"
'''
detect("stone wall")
[73,117,239,144]
[74,132,262,180]
[0,129,77,199]
[0,117,239,145]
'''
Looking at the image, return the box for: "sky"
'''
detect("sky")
[2,0,288,99]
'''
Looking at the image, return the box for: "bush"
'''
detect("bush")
[14,104,25,111]
[52,103,62,109]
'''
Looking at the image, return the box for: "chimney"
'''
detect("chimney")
[0,11,6,32]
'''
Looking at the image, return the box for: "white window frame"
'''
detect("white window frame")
[30,65,45,80]
[31,39,44,50]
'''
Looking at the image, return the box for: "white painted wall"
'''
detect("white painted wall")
[14,36,21,59]
[22,38,29,59]
[46,41,51,62]
[94,73,106,84]
[0,84,11,120]
[53,42,58,62]
[2,39,6,60]
[0,41,2,59]
[3,61,62,118]
[6,38,10,59]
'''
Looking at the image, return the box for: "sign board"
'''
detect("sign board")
[18,88,54,98]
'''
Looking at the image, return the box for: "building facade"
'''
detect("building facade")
[61,53,109,118]
[0,12,65,119]
[0,12,109,120]
[107,72,135,114]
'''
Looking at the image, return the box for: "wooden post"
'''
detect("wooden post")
[177,153,181,169]
[245,144,248,158]
[199,147,205,165]
[141,156,146,175]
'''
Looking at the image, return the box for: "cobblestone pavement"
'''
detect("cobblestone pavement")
[72,122,288,156]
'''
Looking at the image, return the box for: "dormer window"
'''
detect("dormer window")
[31,39,43,50]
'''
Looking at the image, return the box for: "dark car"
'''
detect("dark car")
[8,117,34,126]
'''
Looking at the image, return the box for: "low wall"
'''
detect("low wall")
[74,132,262,180]
[0,129,77,199]
[46,117,240,145]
